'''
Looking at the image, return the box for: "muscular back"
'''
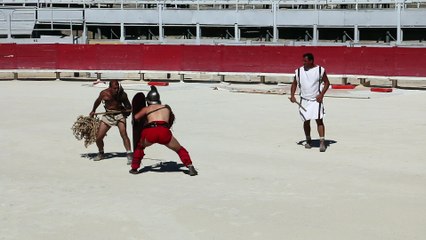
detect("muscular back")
[146,105,171,122]
[135,104,175,126]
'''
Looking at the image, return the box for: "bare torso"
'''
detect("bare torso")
[135,104,171,123]
[100,89,126,111]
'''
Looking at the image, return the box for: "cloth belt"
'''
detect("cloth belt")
[144,121,170,129]
[106,110,123,115]
[301,97,317,102]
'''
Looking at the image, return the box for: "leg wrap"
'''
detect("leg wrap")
[177,147,192,166]
[131,147,145,170]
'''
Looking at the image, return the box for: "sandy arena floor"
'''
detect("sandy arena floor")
[1,80,426,240]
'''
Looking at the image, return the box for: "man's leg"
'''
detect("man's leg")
[117,120,132,164]
[129,145,145,174]
[94,122,110,161]
[316,119,326,152]
[129,139,153,174]
[303,120,312,149]
[166,137,197,176]
[117,120,131,151]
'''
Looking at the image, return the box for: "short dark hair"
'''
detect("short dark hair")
[109,80,119,87]
[303,53,314,61]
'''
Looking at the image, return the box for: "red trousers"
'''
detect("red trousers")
[131,122,192,170]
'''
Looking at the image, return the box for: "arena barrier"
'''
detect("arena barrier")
[0,44,425,85]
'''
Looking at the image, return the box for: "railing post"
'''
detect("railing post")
[234,23,239,42]
[396,1,402,45]
[272,2,278,43]
[158,3,164,42]
[7,13,12,39]
[354,24,359,43]
[313,24,318,45]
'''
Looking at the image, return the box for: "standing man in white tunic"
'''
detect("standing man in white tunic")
[289,53,330,152]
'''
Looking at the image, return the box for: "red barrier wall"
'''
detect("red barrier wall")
[0,44,424,77]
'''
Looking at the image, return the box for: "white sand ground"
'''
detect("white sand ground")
[1,80,426,240]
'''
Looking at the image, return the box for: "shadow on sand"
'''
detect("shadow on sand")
[136,161,191,175]
[81,153,191,175]
[297,139,337,150]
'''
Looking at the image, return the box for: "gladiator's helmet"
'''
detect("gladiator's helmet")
[146,86,161,105]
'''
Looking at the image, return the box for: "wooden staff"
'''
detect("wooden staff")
[94,109,132,116]
[288,97,307,112]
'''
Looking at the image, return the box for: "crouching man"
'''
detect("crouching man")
[130,86,198,176]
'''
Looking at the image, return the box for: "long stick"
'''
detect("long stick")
[289,97,307,112]
[94,109,131,115]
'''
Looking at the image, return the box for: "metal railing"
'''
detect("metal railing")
[1,0,425,7]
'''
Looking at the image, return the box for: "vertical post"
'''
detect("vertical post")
[272,2,278,42]
[196,23,201,45]
[234,0,239,42]
[50,4,53,30]
[396,2,402,44]
[120,22,125,42]
[70,20,74,43]
[97,27,101,39]
[158,4,164,42]
[82,20,88,44]
[7,13,12,39]
[120,0,125,43]
[313,24,318,45]
[234,23,239,42]
[354,24,359,43]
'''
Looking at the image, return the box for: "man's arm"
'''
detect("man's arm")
[89,92,103,117]
[134,107,148,121]
[289,76,298,103]
[120,92,132,117]
[316,72,330,103]
[121,92,132,110]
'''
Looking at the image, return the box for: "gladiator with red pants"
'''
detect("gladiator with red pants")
[130,86,198,176]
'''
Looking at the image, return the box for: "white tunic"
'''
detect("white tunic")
[295,66,325,101]
[294,65,326,121]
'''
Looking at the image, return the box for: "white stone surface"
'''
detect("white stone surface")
[0,80,425,240]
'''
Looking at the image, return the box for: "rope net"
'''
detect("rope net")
[71,116,100,148]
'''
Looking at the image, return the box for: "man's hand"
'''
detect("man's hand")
[316,94,324,103]
[289,96,296,103]
[123,109,131,118]
[89,111,95,117]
